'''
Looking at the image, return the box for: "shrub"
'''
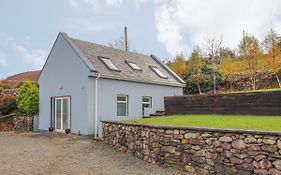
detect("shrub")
[0,94,16,106]
[16,81,39,114]
[0,100,17,115]
[2,84,12,89]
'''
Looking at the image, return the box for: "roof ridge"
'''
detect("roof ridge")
[69,37,152,58]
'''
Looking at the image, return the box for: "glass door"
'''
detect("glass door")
[54,97,70,131]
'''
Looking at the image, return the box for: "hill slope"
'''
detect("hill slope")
[5,70,41,82]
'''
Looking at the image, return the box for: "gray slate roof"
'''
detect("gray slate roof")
[63,33,185,87]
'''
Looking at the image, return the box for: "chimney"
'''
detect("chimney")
[124,26,128,51]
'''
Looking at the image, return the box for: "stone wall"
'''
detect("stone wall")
[165,91,281,116]
[102,121,281,175]
[0,114,33,131]
[13,114,34,131]
[0,115,14,131]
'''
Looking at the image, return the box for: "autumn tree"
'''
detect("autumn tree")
[262,29,281,88]
[166,54,187,78]
[204,37,223,94]
[219,47,236,58]
[220,56,240,91]
[239,33,262,90]
[187,47,208,94]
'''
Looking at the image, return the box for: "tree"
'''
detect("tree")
[262,29,281,88]
[166,54,187,78]
[108,36,129,51]
[220,56,240,91]
[187,47,208,94]
[219,47,236,58]
[239,33,262,90]
[16,81,39,114]
[204,37,223,94]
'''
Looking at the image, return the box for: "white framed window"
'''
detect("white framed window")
[150,66,168,79]
[117,95,128,116]
[126,61,142,71]
[99,56,120,71]
[142,96,152,108]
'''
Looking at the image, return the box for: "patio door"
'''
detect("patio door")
[54,97,70,131]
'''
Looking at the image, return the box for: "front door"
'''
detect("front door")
[54,97,70,131]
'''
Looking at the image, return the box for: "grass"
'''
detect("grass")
[234,88,281,94]
[129,115,281,131]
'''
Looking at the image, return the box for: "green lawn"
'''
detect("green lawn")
[129,115,281,131]
[233,88,281,94]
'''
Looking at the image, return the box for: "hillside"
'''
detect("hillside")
[5,70,41,82]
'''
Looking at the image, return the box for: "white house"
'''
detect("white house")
[38,32,185,137]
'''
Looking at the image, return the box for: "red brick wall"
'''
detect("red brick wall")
[165,91,281,116]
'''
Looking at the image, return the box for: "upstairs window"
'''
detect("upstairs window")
[117,95,128,116]
[99,56,119,71]
[150,66,167,79]
[126,61,142,71]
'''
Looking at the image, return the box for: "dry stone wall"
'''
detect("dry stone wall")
[102,121,281,175]
[13,115,33,131]
[0,114,33,131]
[0,115,14,131]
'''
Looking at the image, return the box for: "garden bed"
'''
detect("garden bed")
[130,115,281,131]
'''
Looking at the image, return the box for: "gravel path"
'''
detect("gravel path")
[0,132,190,175]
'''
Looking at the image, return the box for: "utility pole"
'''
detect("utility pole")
[124,26,128,51]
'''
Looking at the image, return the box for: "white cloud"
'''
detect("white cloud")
[154,0,281,56]
[69,0,123,9]
[155,2,187,56]
[11,42,47,69]
[0,51,7,66]
[104,0,123,7]
[64,19,113,35]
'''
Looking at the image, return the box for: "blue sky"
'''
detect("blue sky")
[1,0,281,79]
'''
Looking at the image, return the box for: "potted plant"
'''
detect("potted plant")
[65,128,71,134]
[49,127,54,132]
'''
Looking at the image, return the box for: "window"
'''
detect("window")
[99,56,119,71]
[150,66,168,78]
[117,95,128,116]
[126,61,142,71]
[142,96,152,108]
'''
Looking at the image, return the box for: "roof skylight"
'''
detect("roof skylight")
[99,56,119,71]
[127,61,142,71]
[150,66,168,79]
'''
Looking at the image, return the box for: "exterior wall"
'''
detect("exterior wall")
[165,91,281,116]
[103,121,281,175]
[38,34,94,135]
[96,78,183,136]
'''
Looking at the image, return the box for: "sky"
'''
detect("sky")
[1,0,281,79]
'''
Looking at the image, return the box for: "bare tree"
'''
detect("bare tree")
[204,37,223,94]
[108,36,129,51]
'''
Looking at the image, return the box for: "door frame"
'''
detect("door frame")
[54,96,71,131]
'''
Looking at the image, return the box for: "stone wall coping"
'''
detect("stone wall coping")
[101,120,281,136]
[0,113,34,120]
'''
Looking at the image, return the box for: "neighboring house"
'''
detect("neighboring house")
[38,32,185,136]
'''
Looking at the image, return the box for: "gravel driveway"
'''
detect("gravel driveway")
[0,132,190,175]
